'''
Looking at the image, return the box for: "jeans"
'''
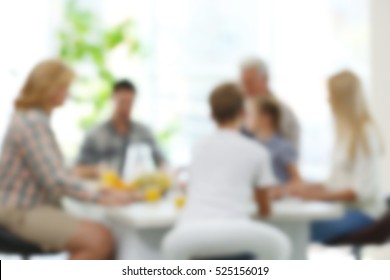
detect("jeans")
[311,209,375,244]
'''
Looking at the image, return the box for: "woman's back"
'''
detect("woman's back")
[0,109,94,208]
[0,110,57,207]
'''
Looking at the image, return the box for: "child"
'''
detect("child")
[180,82,277,222]
[254,97,301,184]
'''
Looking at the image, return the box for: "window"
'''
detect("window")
[0,0,369,181]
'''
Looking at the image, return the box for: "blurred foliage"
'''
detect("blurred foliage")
[57,0,141,129]
[157,119,182,150]
[57,0,180,155]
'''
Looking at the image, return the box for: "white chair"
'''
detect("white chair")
[162,220,291,260]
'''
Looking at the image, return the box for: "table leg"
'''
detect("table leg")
[110,222,171,260]
[268,221,310,260]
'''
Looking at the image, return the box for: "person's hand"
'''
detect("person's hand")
[97,189,143,206]
[283,181,308,196]
[288,187,310,198]
[293,191,323,201]
[286,186,324,201]
[284,180,305,190]
[269,188,285,200]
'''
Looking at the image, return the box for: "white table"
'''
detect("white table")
[63,197,344,260]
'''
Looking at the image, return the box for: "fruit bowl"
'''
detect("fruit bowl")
[101,170,172,202]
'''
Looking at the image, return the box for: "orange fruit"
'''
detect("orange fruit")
[112,181,127,190]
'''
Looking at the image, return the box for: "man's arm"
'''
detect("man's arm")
[254,149,278,216]
[255,188,272,217]
[73,165,100,179]
[295,187,357,202]
[285,182,325,197]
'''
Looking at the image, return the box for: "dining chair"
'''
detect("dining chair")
[328,208,390,259]
[0,227,45,260]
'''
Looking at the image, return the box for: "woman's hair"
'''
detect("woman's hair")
[15,59,75,112]
[255,96,281,132]
[328,70,381,161]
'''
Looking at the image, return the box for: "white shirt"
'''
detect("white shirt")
[180,129,277,222]
[326,125,385,218]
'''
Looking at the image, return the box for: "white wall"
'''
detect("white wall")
[371,0,390,191]
[0,0,54,147]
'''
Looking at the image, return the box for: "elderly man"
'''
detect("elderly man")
[240,57,300,150]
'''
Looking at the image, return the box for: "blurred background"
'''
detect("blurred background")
[1,0,385,183]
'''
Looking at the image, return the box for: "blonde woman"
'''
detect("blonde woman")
[291,71,386,243]
[0,60,137,259]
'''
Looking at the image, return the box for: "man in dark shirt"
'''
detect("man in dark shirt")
[75,80,165,178]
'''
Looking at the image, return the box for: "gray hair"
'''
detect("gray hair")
[240,57,269,76]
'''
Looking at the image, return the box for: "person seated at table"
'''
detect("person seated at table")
[0,60,138,260]
[240,57,300,151]
[75,79,165,179]
[180,82,278,222]
[253,97,301,184]
[290,71,386,244]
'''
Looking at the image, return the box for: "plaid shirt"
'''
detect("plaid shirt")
[0,110,97,208]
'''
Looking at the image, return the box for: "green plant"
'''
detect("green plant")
[57,0,141,129]
[57,0,180,158]
[156,118,182,153]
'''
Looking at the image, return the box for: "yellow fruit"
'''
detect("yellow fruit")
[112,181,127,190]
[156,173,171,190]
[175,196,186,208]
[145,187,161,202]
[130,172,172,191]
[102,171,121,188]
[131,178,143,189]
